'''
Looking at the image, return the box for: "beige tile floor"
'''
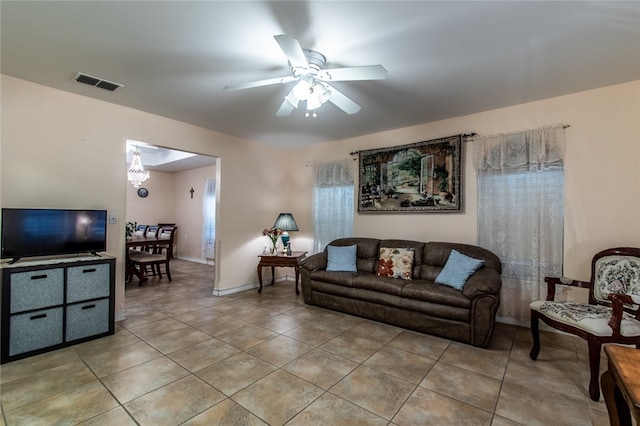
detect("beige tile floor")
[0,259,616,425]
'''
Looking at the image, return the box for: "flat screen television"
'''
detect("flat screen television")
[1,208,107,263]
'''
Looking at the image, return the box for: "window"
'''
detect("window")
[312,160,354,253]
[474,125,566,322]
[202,178,216,262]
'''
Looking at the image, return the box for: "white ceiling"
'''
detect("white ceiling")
[2,1,639,150]
[126,140,216,173]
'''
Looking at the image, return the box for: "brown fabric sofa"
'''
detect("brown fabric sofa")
[300,237,502,348]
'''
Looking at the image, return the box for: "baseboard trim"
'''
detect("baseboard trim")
[212,277,291,296]
[176,256,214,265]
[496,315,572,334]
[495,315,529,328]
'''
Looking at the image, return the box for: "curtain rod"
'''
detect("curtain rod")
[464,124,571,141]
[349,133,476,156]
[347,125,570,156]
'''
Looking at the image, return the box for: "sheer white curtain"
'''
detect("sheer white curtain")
[312,159,354,254]
[474,125,566,322]
[202,178,216,261]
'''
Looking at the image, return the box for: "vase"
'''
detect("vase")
[270,243,277,254]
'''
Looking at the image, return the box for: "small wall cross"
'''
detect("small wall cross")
[189,187,194,199]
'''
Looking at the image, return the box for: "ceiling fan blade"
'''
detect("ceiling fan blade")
[274,34,309,70]
[327,85,361,115]
[317,65,388,82]
[224,75,295,91]
[276,99,296,116]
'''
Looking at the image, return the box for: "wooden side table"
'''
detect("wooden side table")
[602,345,640,426]
[257,251,307,295]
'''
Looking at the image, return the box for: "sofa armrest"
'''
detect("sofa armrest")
[462,268,502,299]
[300,252,328,272]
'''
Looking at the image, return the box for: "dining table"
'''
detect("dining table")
[126,235,170,283]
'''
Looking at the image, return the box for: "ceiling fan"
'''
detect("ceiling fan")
[224,35,388,117]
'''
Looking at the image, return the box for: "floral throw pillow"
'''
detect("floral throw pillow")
[376,247,415,280]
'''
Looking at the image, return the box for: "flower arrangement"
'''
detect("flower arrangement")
[125,221,137,239]
[262,227,282,253]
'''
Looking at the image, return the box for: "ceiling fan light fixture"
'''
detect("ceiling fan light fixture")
[292,79,311,101]
[284,92,299,108]
[227,35,385,117]
[301,80,329,112]
[306,93,322,111]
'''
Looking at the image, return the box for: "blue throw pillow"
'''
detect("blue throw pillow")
[326,245,357,272]
[435,249,484,290]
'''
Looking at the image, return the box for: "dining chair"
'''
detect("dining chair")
[127,232,174,284]
[136,225,161,255]
[133,224,147,236]
[146,226,178,277]
[529,247,640,401]
[154,226,177,259]
[145,225,160,238]
[128,224,150,257]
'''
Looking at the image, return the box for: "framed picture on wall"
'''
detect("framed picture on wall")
[358,134,462,213]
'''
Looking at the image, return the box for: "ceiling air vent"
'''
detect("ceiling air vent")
[73,72,123,92]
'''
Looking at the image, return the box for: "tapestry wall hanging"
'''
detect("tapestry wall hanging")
[358,134,462,213]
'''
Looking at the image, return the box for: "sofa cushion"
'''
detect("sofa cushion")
[326,238,380,273]
[309,269,357,287]
[326,245,358,272]
[300,252,327,273]
[352,274,408,296]
[309,282,470,322]
[402,280,472,308]
[422,242,502,279]
[376,247,415,280]
[435,249,484,290]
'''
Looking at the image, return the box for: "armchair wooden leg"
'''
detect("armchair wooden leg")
[530,310,541,360]
[587,339,602,401]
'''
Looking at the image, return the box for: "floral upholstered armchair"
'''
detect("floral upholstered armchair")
[529,247,640,401]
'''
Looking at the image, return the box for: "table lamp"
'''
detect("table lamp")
[273,213,298,248]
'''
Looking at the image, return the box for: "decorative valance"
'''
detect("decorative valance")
[473,124,567,171]
[313,159,354,186]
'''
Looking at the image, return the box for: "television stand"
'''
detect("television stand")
[1,255,115,364]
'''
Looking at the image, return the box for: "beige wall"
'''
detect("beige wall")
[126,170,175,225]
[1,74,286,320]
[173,165,217,261]
[289,80,640,285]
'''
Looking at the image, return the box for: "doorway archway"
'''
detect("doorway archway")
[125,139,219,269]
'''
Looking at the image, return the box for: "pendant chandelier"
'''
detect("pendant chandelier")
[127,149,149,188]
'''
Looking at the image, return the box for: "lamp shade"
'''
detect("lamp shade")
[273,213,299,231]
